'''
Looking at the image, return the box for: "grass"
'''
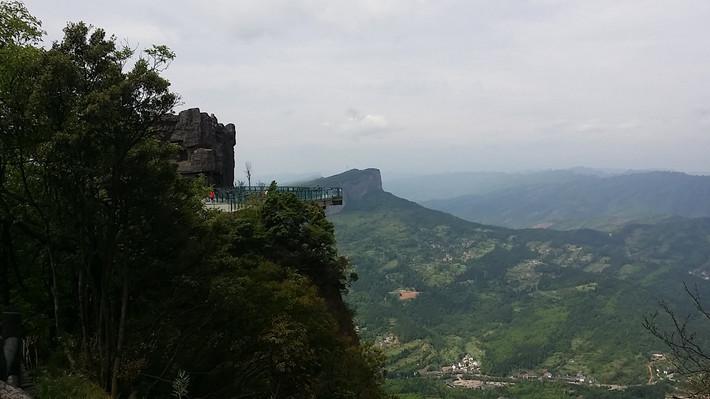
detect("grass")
[35,373,107,399]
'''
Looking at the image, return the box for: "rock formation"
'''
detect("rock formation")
[158,108,236,187]
[306,168,384,210]
[0,381,31,399]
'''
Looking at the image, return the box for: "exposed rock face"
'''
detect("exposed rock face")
[158,108,236,187]
[306,168,384,209]
[0,381,31,399]
[334,168,383,202]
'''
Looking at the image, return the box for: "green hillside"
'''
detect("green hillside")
[319,169,710,386]
[421,171,710,230]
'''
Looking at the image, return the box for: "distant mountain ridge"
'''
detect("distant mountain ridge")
[323,168,710,385]
[384,168,623,202]
[417,170,710,230]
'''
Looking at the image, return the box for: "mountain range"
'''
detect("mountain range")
[385,169,710,230]
[308,168,710,387]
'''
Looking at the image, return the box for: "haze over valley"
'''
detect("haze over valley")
[385,168,710,230]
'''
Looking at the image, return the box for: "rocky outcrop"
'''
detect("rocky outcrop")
[158,108,236,187]
[306,168,384,209]
[0,382,31,399]
[337,168,383,201]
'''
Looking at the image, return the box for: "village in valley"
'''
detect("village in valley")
[374,332,678,394]
[429,352,600,391]
[371,283,680,392]
[436,351,676,392]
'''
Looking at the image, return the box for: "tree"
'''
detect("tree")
[0,0,44,307]
[245,161,252,187]
[644,283,710,397]
[127,189,387,398]
[0,0,43,46]
[0,14,191,397]
[0,3,389,398]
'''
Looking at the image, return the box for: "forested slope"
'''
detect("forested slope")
[324,169,710,385]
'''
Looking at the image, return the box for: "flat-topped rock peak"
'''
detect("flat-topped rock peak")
[309,168,383,205]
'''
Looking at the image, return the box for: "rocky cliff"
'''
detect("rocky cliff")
[307,168,384,209]
[158,108,236,187]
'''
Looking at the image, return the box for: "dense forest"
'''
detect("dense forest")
[0,2,387,397]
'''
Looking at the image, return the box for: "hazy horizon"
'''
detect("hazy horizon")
[255,166,710,189]
[30,1,710,179]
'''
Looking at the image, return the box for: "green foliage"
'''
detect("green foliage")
[35,373,107,399]
[0,18,187,394]
[170,370,189,399]
[0,0,43,46]
[0,5,387,398]
[331,189,710,385]
[130,196,386,398]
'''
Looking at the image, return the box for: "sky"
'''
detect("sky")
[28,0,710,182]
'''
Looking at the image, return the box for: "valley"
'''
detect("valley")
[312,169,710,397]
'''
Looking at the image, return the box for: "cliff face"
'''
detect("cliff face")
[159,108,236,187]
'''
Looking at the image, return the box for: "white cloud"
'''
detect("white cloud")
[323,109,391,139]
[571,120,641,134]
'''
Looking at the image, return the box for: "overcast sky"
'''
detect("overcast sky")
[29,0,710,181]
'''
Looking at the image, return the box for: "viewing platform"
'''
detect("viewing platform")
[206,186,344,212]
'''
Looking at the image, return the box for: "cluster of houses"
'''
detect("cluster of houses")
[563,372,594,384]
[511,369,593,384]
[439,355,597,385]
[450,378,510,390]
[513,369,553,381]
[650,352,676,381]
[650,352,666,361]
[689,269,710,281]
[441,354,481,374]
[376,333,400,348]
[433,352,680,390]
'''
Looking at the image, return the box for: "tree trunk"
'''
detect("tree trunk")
[47,245,60,336]
[77,269,88,354]
[110,273,128,399]
[99,218,118,393]
[0,222,10,306]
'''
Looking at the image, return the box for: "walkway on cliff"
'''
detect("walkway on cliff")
[207,186,343,212]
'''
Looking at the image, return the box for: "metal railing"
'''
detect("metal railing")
[206,186,343,212]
